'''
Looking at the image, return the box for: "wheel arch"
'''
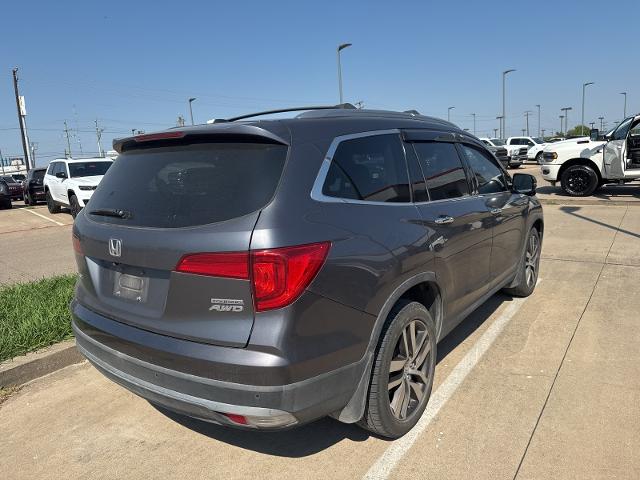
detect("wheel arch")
[557,157,602,183]
[333,272,443,424]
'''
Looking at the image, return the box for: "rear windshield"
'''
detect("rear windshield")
[87,143,287,228]
[32,170,45,180]
[69,161,112,178]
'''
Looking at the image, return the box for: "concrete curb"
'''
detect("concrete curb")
[0,339,84,388]
[539,198,640,207]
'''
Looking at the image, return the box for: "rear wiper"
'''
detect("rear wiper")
[88,208,132,219]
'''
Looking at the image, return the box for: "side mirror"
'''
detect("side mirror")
[513,173,537,196]
[55,171,67,179]
[590,128,599,141]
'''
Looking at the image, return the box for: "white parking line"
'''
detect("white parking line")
[363,280,542,480]
[22,208,66,226]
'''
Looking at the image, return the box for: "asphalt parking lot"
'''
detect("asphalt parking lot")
[0,204,74,285]
[1,181,639,479]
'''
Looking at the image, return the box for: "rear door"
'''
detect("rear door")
[405,132,493,330]
[74,138,289,347]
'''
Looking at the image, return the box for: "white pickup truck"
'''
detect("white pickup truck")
[540,115,640,196]
[506,136,547,164]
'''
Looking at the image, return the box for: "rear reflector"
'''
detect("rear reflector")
[174,242,331,312]
[223,413,248,425]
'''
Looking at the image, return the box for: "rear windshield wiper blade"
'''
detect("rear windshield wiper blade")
[88,208,132,219]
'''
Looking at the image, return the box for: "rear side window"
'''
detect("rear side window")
[322,134,410,203]
[87,143,287,228]
[413,142,470,201]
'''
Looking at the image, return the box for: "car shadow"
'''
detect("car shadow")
[152,293,511,457]
[559,205,640,239]
[536,184,640,200]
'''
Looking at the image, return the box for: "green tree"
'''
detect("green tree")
[566,125,591,137]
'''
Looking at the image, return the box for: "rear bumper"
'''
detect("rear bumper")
[72,301,366,429]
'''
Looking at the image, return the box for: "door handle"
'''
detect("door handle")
[490,208,502,215]
[434,215,454,225]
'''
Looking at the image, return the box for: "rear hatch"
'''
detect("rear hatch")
[73,127,289,347]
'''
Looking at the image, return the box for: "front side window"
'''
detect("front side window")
[69,161,112,178]
[613,117,633,141]
[47,162,57,175]
[322,134,410,203]
[459,144,508,194]
[413,142,470,201]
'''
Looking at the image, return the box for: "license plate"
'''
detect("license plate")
[113,272,148,303]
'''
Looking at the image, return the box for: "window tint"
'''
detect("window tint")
[88,143,288,228]
[459,144,508,194]
[69,161,112,178]
[413,142,470,201]
[613,117,634,140]
[322,134,410,203]
[404,143,428,202]
[32,170,45,181]
[47,162,57,175]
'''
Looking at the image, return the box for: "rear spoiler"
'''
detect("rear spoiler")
[113,124,289,153]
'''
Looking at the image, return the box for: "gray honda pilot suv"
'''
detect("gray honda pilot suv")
[71,105,543,438]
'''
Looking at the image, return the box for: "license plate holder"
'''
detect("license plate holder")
[113,271,149,303]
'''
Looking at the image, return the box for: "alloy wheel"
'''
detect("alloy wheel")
[525,232,540,288]
[387,319,431,420]
[566,170,590,194]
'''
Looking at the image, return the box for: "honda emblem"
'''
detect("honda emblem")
[109,238,122,258]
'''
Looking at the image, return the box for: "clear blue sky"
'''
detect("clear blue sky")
[1,0,637,166]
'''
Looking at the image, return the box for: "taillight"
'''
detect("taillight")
[175,252,249,279]
[251,242,330,311]
[134,131,185,142]
[72,233,83,255]
[175,242,330,312]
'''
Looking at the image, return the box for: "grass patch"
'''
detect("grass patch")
[0,275,77,362]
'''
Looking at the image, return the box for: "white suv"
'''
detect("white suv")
[506,136,547,163]
[44,158,113,218]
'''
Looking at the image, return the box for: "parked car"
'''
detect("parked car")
[0,175,23,201]
[479,138,525,168]
[10,173,26,185]
[0,178,12,209]
[71,106,543,438]
[541,115,640,196]
[43,158,113,217]
[22,167,47,205]
[506,136,547,163]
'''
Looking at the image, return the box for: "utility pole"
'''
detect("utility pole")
[535,104,541,138]
[471,113,476,136]
[12,68,32,171]
[598,116,604,131]
[63,121,73,158]
[524,110,532,136]
[95,119,105,157]
[590,122,595,130]
[620,92,627,118]
[496,116,503,138]
[561,107,572,135]
[0,148,5,175]
[559,115,564,135]
[541,128,546,139]
[29,142,38,166]
[493,128,498,138]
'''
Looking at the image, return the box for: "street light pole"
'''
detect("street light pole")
[188,97,196,125]
[620,92,627,118]
[471,113,476,135]
[581,82,594,135]
[524,110,532,136]
[598,116,604,131]
[337,43,352,104]
[559,115,564,136]
[561,107,572,135]
[535,104,541,138]
[502,69,516,138]
[447,106,455,122]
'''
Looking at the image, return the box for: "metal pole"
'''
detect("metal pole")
[12,68,32,171]
[582,82,594,135]
[337,43,352,104]
[493,128,498,138]
[536,104,541,138]
[620,92,627,118]
[559,115,564,136]
[471,113,476,135]
[188,98,196,125]
[502,69,515,139]
[599,116,604,130]
[0,148,5,175]
[448,106,455,122]
[524,111,531,136]
[64,121,72,158]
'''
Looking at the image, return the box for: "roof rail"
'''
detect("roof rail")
[209,103,356,123]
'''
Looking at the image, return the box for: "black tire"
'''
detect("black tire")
[535,152,543,164]
[46,191,61,214]
[560,164,599,196]
[360,300,437,438]
[503,227,541,297]
[24,193,30,205]
[1,199,12,209]
[69,194,81,219]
